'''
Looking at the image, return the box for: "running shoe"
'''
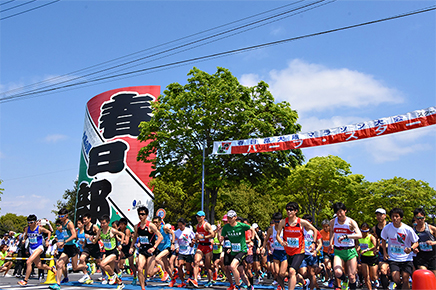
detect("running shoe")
[17,280,27,286]
[240,282,248,289]
[169,278,177,287]
[272,280,278,286]
[61,277,69,283]
[132,277,138,286]
[48,284,61,290]
[189,279,199,288]
[91,263,96,275]
[341,279,349,290]
[102,277,108,284]
[303,278,311,290]
[84,279,94,284]
[50,266,57,275]
[109,274,117,285]
[78,274,90,283]
[177,282,187,288]
[117,271,123,279]
[86,263,92,275]
[161,271,170,282]
[204,281,214,288]
[276,285,282,290]
[116,283,125,290]
[227,284,236,290]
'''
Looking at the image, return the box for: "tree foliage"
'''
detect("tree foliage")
[0,213,27,235]
[138,67,304,223]
[53,179,78,222]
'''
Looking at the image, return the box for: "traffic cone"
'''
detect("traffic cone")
[412,269,436,289]
[43,256,57,284]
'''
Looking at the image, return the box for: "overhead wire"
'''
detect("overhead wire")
[0,0,60,20]
[0,0,326,97]
[0,0,36,13]
[0,0,16,7]
[1,4,434,103]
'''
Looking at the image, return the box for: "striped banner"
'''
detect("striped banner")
[213,106,436,155]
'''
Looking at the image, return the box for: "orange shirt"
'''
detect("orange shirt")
[320,229,333,254]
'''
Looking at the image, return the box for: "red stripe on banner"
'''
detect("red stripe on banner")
[230,114,436,154]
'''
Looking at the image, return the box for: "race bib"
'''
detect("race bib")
[231,243,241,252]
[390,245,405,255]
[323,240,329,248]
[419,242,432,252]
[287,237,299,248]
[360,243,369,250]
[86,237,93,244]
[139,236,149,244]
[213,244,219,251]
[29,237,37,244]
[102,239,112,249]
[305,240,312,248]
[180,245,188,251]
[224,240,231,248]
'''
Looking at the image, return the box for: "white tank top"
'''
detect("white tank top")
[333,217,355,247]
[272,226,284,251]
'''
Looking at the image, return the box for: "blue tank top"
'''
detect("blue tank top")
[55,230,64,253]
[27,226,43,250]
[76,229,85,252]
[158,226,171,251]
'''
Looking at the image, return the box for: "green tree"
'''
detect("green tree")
[138,67,303,223]
[0,213,27,235]
[53,179,78,222]
[348,177,436,226]
[278,155,364,227]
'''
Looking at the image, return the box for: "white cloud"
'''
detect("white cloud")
[266,59,403,113]
[240,73,261,87]
[44,134,68,143]
[1,194,51,216]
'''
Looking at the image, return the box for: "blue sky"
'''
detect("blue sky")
[0,0,435,220]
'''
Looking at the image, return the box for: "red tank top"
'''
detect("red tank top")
[196,222,211,244]
[283,217,305,255]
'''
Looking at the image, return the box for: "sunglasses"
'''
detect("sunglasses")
[28,221,35,224]
[274,220,280,223]
[415,216,425,220]
[286,208,295,211]
[138,213,146,216]
[59,215,66,218]
[361,229,370,232]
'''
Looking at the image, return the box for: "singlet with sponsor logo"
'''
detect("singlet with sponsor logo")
[358,234,375,257]
[196,222,211,244]
[137,221,156,250]
[27,226,43,250]
[283,217,304,256]
[84,223,98,245]
[333,217,355,248]
[100,227,116,251]
[272,226,284,251]
[62,220,76,246]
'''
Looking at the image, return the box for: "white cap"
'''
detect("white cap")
[252,223,259,229]
[211,225,217,231]
[375,208,386,215]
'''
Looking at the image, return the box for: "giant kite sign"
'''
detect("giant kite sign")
[213,106,436,155]
[76,86,159,227]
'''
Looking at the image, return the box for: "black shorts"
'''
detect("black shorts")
[104,248,119,260]
[323,252,334,261]
[245,254,254,264]
[63,244,79,258]
[212,253,221,262]
[223,249,232,266]
[224,252,247,266]
[120,245,132,258]
[361,255,378,267]
[138,247,154,258]
[253,252,260,262]
[287,253,305,271]
[414,255,436,270]
[178,254,194,263]
[389,260,414,275]
[83,244,102,260]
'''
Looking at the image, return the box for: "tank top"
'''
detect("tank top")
[196,222,211,244]
[27,226,43,250]
[158,226,172,251]
[100,227,116,251]
[76,229,85,251]
[414,223,435,256]
[320,229,332,254]
[272,226,284,251]
[212,236,222,254]
[84,223,97,244]
[137,221,156,250]
[283,217,304,256]
[358,234,375,256]
[333,217,355,248]
[62,220,75,245]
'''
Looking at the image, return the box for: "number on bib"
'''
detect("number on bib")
[390,245,405,255]
[419,242,432,252]
[139,236,149,244]
[287,237,299,248]
[231,243,241,252]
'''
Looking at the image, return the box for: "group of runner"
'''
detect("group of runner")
[2,201,436,290]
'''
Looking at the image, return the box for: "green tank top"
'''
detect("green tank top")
[100,227,116,251]
[358,234,375,256]
[212,236,222,254]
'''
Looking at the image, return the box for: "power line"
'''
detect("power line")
[0,0,35,13]
[1,0,328,97]
[0,0,16,7]
[1,5,434,103]
[0,0,60,21]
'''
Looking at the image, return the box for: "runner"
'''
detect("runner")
[264,212,287,289]
[276,202,317,290]
[242,218,258,288]
[319,219,334,288]
[152,215,175,282]
[219,210,253,290]
[372,208,389,289]
[413,207,436,275]
[96,214,126,290]
[117,217,137,285]
[211,224,222,283]
[0,244,13,277]
[17,214,53,286]
[49,208,80,290]
[329,202,362,290]
[381,207,418,289]
[357,222,378,290]
[299,214,322,290]
[190,211,215,288]
[129,206,163,290]
[77,213,100,284]
[171,217,196,288]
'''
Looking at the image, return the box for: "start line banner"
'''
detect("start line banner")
[213,106,436,155]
